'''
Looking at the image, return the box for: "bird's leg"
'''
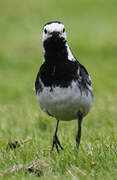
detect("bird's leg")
[76,113,83,149]
[51,120,63,152]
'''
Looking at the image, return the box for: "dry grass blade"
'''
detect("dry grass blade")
[4,164,23,174]
[6,137,32,150]
[26,161,50,176]
[6,141,20,150]
[26,162,43,176]
[3,161,50,177]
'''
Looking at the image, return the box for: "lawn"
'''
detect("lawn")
[0,0,117,179]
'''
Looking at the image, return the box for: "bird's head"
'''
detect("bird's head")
[42,21,67,43]
[42,21,73,62]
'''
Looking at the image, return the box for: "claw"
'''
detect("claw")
[51,135,63,152]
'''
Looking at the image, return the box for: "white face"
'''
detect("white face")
[42,22,67,42]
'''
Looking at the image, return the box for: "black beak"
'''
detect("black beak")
[51,31,60,38]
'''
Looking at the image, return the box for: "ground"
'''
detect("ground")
[0,0,117,179]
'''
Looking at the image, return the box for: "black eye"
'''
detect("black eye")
[44,29,47,34]
[63,28,65,33]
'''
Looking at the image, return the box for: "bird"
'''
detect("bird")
[35,21,94,152]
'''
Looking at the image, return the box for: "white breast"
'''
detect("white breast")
[36,81,93,121]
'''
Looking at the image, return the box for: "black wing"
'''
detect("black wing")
[79,63,91,86]
[77,63,92,94]
[35,71,43,94]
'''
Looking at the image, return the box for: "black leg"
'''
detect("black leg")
[76,113,83,149]
[51,120,63,152]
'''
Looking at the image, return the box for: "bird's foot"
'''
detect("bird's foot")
[51,134,63,153]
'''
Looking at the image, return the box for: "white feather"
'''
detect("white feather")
[43,23,67,41]
[36,81,93,121]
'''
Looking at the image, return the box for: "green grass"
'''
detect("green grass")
[0,0,117,179]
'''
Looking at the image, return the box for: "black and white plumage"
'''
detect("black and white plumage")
[35,21,94,152]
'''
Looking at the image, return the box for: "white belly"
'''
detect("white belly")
[36,81,93,121]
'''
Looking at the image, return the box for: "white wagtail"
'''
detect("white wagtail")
[35,21,94,152]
